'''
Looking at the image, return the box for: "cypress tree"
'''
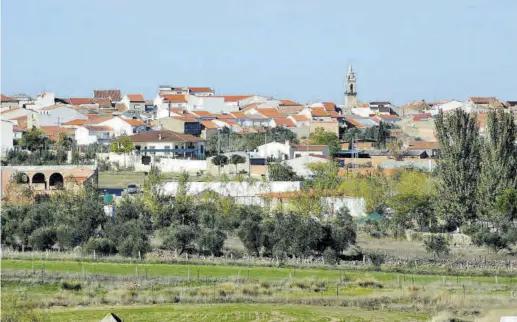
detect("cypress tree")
[477,110,517,220]
[434,109,481,229]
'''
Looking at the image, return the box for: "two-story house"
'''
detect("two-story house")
[121,94,146,112]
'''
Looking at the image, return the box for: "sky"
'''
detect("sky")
[1,0,517,105]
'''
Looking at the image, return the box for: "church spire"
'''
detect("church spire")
[344,64,357,107]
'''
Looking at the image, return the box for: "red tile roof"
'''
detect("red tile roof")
[90,98,113,108]
[469,97,496,104]
[291,114,310,122]
[293,145,328,152]
[124,119,145,126]
[169,108,185,115]
[230,111,247,118]
[94,89,121,101]
[255,108,283,118]
[201,120,218,129]
[1,94,16,102]
[216,95,252,102]
[1,108,19,114]
[311,107,330,117]
[278,105,304,115]
[241,102,261,112]
[328,111,341,118]
[345,119,365,129]
[39,126,75,141]
[273,118,296,128]
[280,99,299,106]
[379,115,399,119]
[127,94,145,102]
[214,113,235,119]
[63,119,90,126]
[190,110,215,118]
[322,102,336,111]
[189,87,213,93]
[69,98,92,105]
[130,130,204,143]
[83,125,113,132]
[407,141,440,150]
[161,94,187,103]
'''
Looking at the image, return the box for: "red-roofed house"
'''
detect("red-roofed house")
[271,118,296,128]
[189,110,216,119]
[188,87,214,96]
[69,98,92,105]
[1,94,19,109]
[155,94,188,118]
[247,107,284,119]
[288,114,311,127]
[122,94,145,112]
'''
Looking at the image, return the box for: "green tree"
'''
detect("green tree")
[477,110,517,221]
[229,154,246,174]
[211,155,228,167]
[238,218,263,256]
[19,128,51,152]
[423,235,450,259]
[163,225,197,255]
[495,189,517,222]
[330,206,357,255]
[268,162,302,181]
[142,166,165,218]
[376,121,390,148]
[434,109,481,229]
[309,127,341,158]
[197,228,225,256]
[110,135,134,154]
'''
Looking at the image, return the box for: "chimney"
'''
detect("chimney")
[158,133,162,141]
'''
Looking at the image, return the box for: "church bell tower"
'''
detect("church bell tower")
[345,64,358,107]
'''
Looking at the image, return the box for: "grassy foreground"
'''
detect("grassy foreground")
[44,303,429,321]
[2,259,515,285]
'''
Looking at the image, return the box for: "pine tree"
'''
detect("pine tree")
[434,109,481,229]
[477,110,517,221]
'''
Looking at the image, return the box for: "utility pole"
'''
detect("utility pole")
[264,130,268,181]
[217,129,221,175]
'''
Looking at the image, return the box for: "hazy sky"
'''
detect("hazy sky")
[2,0,516,105]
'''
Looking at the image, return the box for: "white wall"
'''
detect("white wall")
[39,107,88,126]
[1,120,14,155]
[163,181,302,198]
[351,108,374,117]
[255,141,293,159]
[99,117,133,136]
[75,127,98,145]
[187,96,226,113]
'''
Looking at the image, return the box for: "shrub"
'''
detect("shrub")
[323,247,338,265]
[60,280,82,291]
[83,238,117,256]
[29,227,56,250]
[354,277,383,289]
[424,235,450,258]
[367,251,386,270]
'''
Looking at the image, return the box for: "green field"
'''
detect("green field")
[3,259,514,285]
[44,303,430,321]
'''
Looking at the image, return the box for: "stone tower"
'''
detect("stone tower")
[344,64,358,108]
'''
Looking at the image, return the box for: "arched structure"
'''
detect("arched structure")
[49,173,64,189]
[32,173,46,190]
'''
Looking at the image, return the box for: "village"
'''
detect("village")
[2,66,515,207]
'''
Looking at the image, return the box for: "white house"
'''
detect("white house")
[96,116,145,137]
[130,130,206,159]
[186,95,227,114]
[38,105,89,126]
[284,155,328,177]
[1,120,14,155]
[27,92,56,110]
[252,141,295,160]
[121,94,145,112]
[429,100,465,116]
[75,125,113,145]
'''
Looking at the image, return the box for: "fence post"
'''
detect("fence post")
[135,265,138,277]
[495,275,498,285]
[188,268,190,281]
[197,267,200,281]
[336,284,339,297]
[82,264,85,279]
[213,282,216,299]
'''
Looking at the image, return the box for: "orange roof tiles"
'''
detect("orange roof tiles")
[346,119,365,129]
[255,108,283,118]
[88,116,113,124]
[470,97,496,104]
[130,130,204,143]
[69,98,92,105]
[1,94,16,101]
[190,110,215,118]
[241,102,261,112]
[127,94,145,102]
[83,125,113,132]
[169,108,185,115]
[328,111,341,118]
[311,107,330,117]
[124,119,145,126]
[379,115,399,119]
[63,119,90,126]
[280,99,299,105]
[407,141,440,150]
[278,105,304,115]
[161,94,187,103]
[39,126,75,141]
[215,113,236,119]
[273,118,296,128]
[1,108,19,114]
[230,111,247,118]
[322,102,336,111]
[291,114,310,122]
[189,87,213,93]
[217,95,252,102]
[201,120,218,129]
